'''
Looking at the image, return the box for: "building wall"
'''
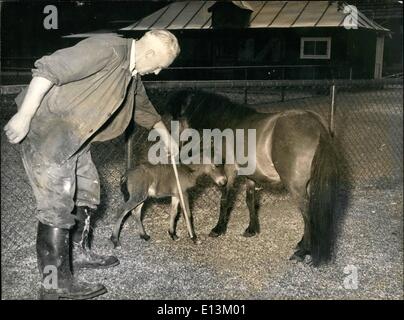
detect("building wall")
[138,28,378,80]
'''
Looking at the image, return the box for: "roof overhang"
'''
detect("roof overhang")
[120,1,390,32]
[63,1,390,39]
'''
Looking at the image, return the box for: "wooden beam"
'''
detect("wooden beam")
[374,35,385,79]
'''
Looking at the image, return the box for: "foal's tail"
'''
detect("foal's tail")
[120,174,130,202]
[308,131,339,266]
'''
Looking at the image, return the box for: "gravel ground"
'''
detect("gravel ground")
[1,186,403,300]
[1,90,403,300]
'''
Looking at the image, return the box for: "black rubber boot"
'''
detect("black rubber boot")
[71,206,119,270]
[36,222,107,300]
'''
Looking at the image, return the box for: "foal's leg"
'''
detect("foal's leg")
[111,180,148,247]
[168,197,180,241]
[131,203,149,241]
[243,178,260,237]
[181,193,199,242]
[110,205,133,248]
[209,167,237,237]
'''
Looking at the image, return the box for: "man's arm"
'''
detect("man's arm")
[4,77,53,144]
[134,79,178,156]
[134,79,162,129]
[5,37,115,144]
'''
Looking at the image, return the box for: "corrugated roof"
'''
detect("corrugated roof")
[124,1,215,30]
[120,1,389,31]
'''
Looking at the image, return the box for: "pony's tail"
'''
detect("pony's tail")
[120,174,130,202]
[308,132,339,266]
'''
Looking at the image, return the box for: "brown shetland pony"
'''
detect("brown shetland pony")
[166,90,340,266]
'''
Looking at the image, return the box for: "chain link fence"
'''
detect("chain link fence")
[1,79,402,261]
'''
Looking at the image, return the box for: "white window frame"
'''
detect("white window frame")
[300,37,331,59]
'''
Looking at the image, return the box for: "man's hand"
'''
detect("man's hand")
[4,113,32,144]
[165,133,179,158]
[3,76,53,144]
[153,121,179,157]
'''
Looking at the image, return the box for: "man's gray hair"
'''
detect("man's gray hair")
[146,29,180,59]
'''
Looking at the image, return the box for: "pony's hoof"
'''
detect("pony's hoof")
[242,228,258,237]
[289,253,304,263]
[168,231,179,241]
[191,237,201,245]
[140,234,151,241]
[289,249,310,263]
[304,255,314,266]
[110,239,121,249]
[209,227,225,238]
[294,240,304,250]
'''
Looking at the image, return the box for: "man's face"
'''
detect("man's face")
[136,36,174,76]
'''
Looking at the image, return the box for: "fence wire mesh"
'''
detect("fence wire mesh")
[1,80,402,261]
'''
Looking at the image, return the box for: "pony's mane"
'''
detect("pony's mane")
[167,90,256,128]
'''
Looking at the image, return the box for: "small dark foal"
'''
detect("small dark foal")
[110,161,227,248]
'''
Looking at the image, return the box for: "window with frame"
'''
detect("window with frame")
[300,37,331,59]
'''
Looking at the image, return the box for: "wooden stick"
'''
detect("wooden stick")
[170,153,194,238]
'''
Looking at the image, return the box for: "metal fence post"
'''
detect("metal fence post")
[281,68,286,102]
[330,84,336,137]
[244,69,248,104]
